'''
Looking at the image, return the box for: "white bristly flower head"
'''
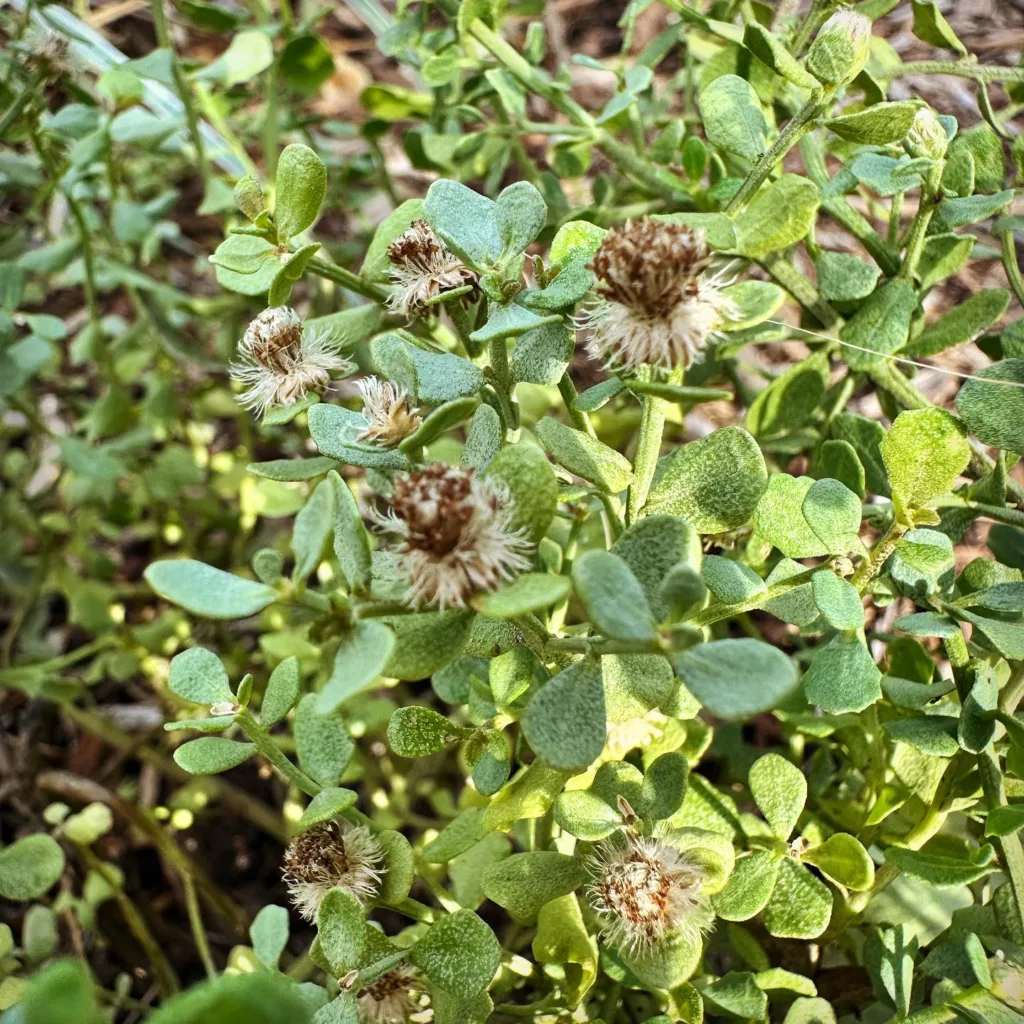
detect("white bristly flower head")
[371,464,533,610]
[805,6,872,86]
[356,377,423,447]
[230,306,351,417]
[386,220,478,318]
[587,831,709,953]
[356,964,422,1024]
[583,219,734,372]
[282,822,383,923]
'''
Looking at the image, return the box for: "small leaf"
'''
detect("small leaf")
[639,752,688,822]
[294,694,354,787]
[484,442,559,543]
[274,144,327,241]
[803,478,863,555]
[986,806,1024,838]
[250,905,289,971]
[572,550,655,641]
[956,359,1024,456]
[0,834,65,900]
[885,716,959,758]
[763,859,832,939]
[482,852,588,922]
[146,560,277,619]
[522,660,606,771]
[330,472,372,593]
[292,478,335,583]
[749,754,806,840]
[824,102,922,145]
[714,850,781,922]
[699,74,767,161]
[411,910,501,998]
[317,888,365,974]
[881,408,970,515]
[536,417,633,494]
[753,475,828,559]
[494,181,546,254]
[703,972,768,1020]
[804,637,882,714]
[173,738,256,775]
[884,845,996,888]
[554,790,623,841]
[382,610,475,681]
[423,180,503,270]
[475,574,570,619]
[292,788,358,835]
[532,895,598,1009]
[168,647,233,705]
[811,571,865,630]
[316,621,395,714]
[733,175,819,260]
[802,834,874,891]
[388,706,464,758]
[262,656,300,726]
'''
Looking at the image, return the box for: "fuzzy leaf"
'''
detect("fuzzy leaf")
[274,144,327,240]
[955,359,1024,456]
[173,738,256,775]
[388,706,464,759]
[317,621,395,714]
[262,656,300,725]
[522,660,606,771]
[537,417,633,494]
[573,550,655,641]
[803,637,882,714]
[881,408,970,513]
[482,852,588,922]
[0,834,65,900]
[168,647,234,705]
[763,859,832,939]
[411,910,501,998]
[146,560,277,619]
[294,695,354,786]
[802,834,874,891]
[749,753,806,840]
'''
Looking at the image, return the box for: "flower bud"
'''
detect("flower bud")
[233,174,265,222]
[906,108,948,161]
[804,7,872,87]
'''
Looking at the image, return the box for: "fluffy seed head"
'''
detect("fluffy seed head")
[356,964,421,1024]
[371,464,532,610]
[28,32,71,81]
[282,822,383,922]
[230,307,351,417]
[386,220,478,318]
[583,219,733,371]
[356,377,423,447]
[805,7,872,85]
[587,831,709,953]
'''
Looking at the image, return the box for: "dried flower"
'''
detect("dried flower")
[587,831,709,952]
[804,7,872,86]
[356,377,423,447]
[371,464,532,610]
[230,307,351,417]
[583,219,733,371]
[356,964,422,1024]
[386,220,478,318]
[28,32,71,82]
[282,822,383,923]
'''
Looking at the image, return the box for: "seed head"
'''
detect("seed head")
[356,964,421,1024]
[230,307,351,417]
[583,219,733,371]
[386,220,478,318]
[356,377,423,447]
[587,831,709,953]
[28,32,71,81]
[282,822,384,923]
[804,7,872,86]
[371,464,533,610]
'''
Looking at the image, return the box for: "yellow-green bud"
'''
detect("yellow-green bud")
[804,7,872,87]
[233,174,266,222]
[906,108,948,161]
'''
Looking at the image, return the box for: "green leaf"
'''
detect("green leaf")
[554,790,622,841]
[743,22,820,89]
[509,322,575,386]
[911,0,967,54]
[532,895,598,1009]
[957,608,1024,660]
[803,637,881,714]
[753,475,828,559]
[864,925,917,1016]
[646,426,767,533]
[250,905,289,971]
[832,413,890,497]
[881,675,955,710]
[815,251,881,303]
[784,998,836,1024]
[388,706,463,758]
[193,29,274,86]
[16,959,104,1024]
[489,646,537,709]
[145,559,277,619]
[750,753,806,840]
[890,526,955,597]
[572,550,655,640]
[884,845,996,887]
[719,280,786,331]
[906,290,1010,359]
[274,144,327,241]
[703,972,768,1020]
[763,859,833,939]
[173,738,256,775]
[817,440,866,499]
[674,639,798,719]
[824,102,922,145]
[292,788,358,835]
[620,930,703,990]
[482,852,588,922]
[168,647,233,705]
[361,199,425,281]
[536,417,633,494]
[292,478,334,583]
[411,910,501,997]
[317,888,365,974]
[317,621,395,714]
[956,359,1024,456]
[262,656,299,726]
[329,472,372,593]
[423,180,503,270]
[522,660,606,771]
[803,478,863,555]
[267,242,321,306]
[294,694,353,787]
[372,334,484,406]
[652,211,737,251]
[811,570,865,629]
[382,610,475,681]
[0,834,65,900]
[714,851,781,921]
[423,809,489,864]
[934,190,1015,230]
[484,441,559,543]
[494,181,546,254]
[699,74,767,161]
[881,408,970,514]
[640,752,689,822]
[462,405,503,471]
[986,806,1024,838]
[802,833,874,890]
[375,829,415,906]
[612,515,702,622]
[895,611,960,638]
[746,351,829,437]
[839,279,918,371]
[248,456,338,482]
[469,303,559,345]
[958,664,998,754]
[884,715,959,757]
[733,174,820,260]
[475,573,571,619]
[702,555,765,604]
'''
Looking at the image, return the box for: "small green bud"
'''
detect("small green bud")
[906,108,949,160]
[233,174,266,222]
[804,7,872,87]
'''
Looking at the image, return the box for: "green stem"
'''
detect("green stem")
[726,96,828,213]
[0,71,43,138]
[627,367,676,524]
[183,873,218,979]
[760,253,840,328]
[851,520,907,593]
[308,256,390,303]
[877,60,1024,85]
[557,373,596,437]
[979,742,1024,938]
[687,565,819,628]
[235,710,322,797]
[895,987,990,1024]
[1001,230,1024,308]
[932,496,1024,529]
[899,161,945,281]
[595,131,693,207]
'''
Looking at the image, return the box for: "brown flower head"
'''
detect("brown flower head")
[583,219,733,371]
[230,306,351,417]
[356,964,422,1024]
[356,377,423,447]
[282,822,383,923]
[370,464,532,610]
[386,220,478,318]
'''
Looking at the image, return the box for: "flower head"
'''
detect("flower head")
[356,964,422,1024]
[28,31,71,81]
[907,108,949,161]
[356,377,423,447]
[386,220,478,318]
[230,307,351,417]
[282,822,383,922]
[804,7,872,86]
[583,219,733,371]
[587,831,709,953]
[371,464,532,610]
